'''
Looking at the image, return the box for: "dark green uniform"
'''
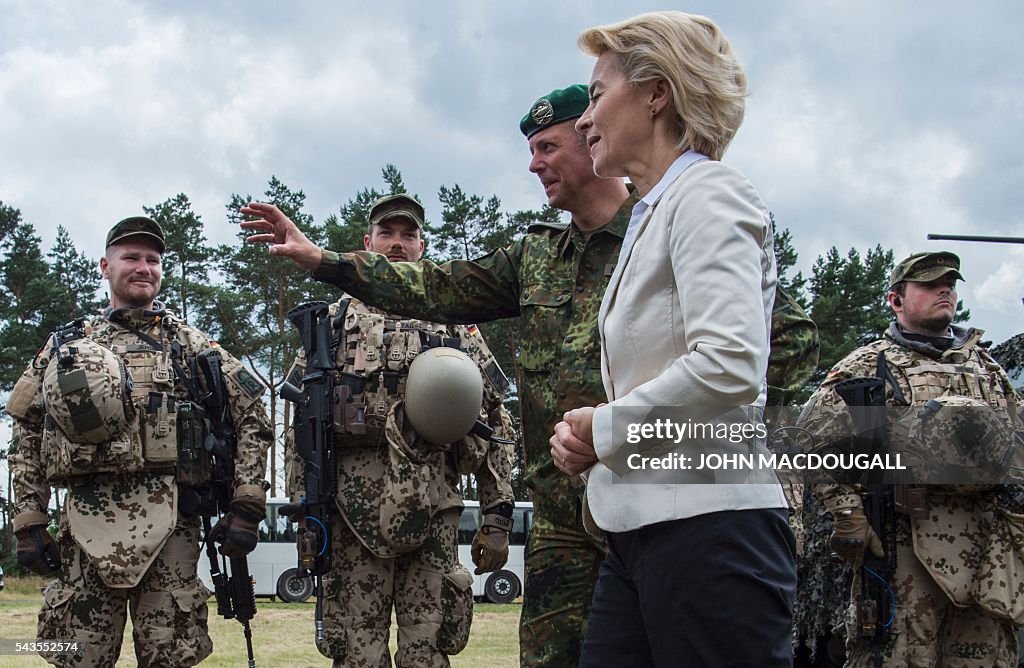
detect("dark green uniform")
[310,195,819,667]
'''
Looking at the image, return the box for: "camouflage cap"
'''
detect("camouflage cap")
[889,251,965,288]
[520,84,589,138]
[105,216,165,253]
[368,194,424,229]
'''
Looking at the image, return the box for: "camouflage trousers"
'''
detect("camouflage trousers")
[36,514,212,668]
[519,510,606,668]
[318,506,473,668]
[844,516,1018,667]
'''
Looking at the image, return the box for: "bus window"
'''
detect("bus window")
[458,506,481,544]
[262,504,296,543]
[510,507,529,546]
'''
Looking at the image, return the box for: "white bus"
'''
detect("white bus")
[198,497,313,603]
[199,498,532,605]
[458,500,533,604]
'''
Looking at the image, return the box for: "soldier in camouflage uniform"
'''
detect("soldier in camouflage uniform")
[799,251,1024,667]
[5,216,271,668]
[242,84,818,668]
[281,194,515,668]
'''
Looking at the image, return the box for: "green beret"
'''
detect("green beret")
[105,216,165,253]
[520,84,590,138]
[368,194,425,229]
[889,251,965,288]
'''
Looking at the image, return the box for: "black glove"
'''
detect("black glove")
[16,525,60,576]
[210,497,265,558]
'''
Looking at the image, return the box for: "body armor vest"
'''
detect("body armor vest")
[40,320,196,482]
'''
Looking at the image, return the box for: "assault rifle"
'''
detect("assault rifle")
[279,300,347,645]
[833,351,901,668]
[189,348,258,668]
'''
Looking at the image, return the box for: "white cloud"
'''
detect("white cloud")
[0,0,1022,347]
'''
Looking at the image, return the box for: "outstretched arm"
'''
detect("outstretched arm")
[240,202,323,271]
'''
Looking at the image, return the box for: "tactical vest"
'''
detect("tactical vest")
[40,320,198,483]
[328,301,456,443]
[871,338,1024,622]
[873,338,1020,480]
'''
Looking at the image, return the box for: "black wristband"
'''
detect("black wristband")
[486,502,514,519]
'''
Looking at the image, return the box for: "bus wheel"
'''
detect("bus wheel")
[484,570,521,604]
[277,568,314,603]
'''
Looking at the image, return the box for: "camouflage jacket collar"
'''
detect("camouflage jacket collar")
[885,322,983,360]
[103,300,175,331]
[555,192,635,258]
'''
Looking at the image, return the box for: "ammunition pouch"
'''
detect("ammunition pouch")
[142,391,179,465]
[176,401,212,489]
[378,400,442,553]
[41,413,144,484]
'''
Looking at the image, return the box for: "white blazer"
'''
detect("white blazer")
[587,159,788,533]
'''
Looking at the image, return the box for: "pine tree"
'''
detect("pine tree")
[144,194,213,322]
[217,177,334,494]
[47,226,101,322]
[774,223,809,308]
[429,185,506,261]
[807,245,895,382]
[0,221,60,389]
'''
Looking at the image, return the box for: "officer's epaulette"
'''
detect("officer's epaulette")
[526,221,569,234]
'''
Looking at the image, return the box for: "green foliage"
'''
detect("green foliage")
[429,185,505,261]
[144,193,213,322]
[218,177,335,494]
[774,222,809,309]
[47,226,102,320]
[808,245,895,382]
[325,163,410,253]
[0,206,101,392]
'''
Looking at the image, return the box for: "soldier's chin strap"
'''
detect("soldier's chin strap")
[469,420,516,445]
[877,350,909,407]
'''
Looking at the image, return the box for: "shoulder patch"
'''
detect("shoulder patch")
[484,359,510,398]
[232,366,266,399]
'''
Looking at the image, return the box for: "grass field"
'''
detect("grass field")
[0,576,520,667]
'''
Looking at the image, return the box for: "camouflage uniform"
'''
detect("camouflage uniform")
[284,296,514,668]
[799,322,1023,667]
[310,196,819,667]
[764,287,818,571]
[6,303,271,668]
[766,287,819,408]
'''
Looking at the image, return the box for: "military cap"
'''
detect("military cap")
[368,194,425,229]
[105,216,165,253]
[889,251,965,288]
[520,84,590,138]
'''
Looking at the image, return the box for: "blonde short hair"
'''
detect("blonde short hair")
[578,11,746,161]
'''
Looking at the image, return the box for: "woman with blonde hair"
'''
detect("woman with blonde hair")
[550,11,796,666]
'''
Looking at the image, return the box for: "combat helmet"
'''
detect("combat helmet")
[404,346,483,445]
[43,337,134,444]
[909,395,1015,487]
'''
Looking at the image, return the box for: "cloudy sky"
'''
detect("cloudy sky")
[2,1,1024,489]
[3,0,1023,341]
